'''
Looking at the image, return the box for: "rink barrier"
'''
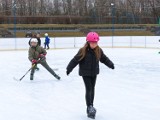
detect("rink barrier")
[0,46,159,52]
[0,36,160,51]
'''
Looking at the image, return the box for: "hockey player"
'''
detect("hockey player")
[44,33,50,49]
[28,38,60,80]
[66,32,115,119]
[28,32,41,70]
[28,35,41,71]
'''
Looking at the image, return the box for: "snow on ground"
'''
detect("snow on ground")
[0,48,160,120]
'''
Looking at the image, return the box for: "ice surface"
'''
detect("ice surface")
[0,48,160,120]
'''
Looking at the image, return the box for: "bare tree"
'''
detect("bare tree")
[0,0,160,24]
[16,0,27,16]
[53,0,61,15]
[1,0,12,15]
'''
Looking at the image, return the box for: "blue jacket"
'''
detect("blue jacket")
[45,36,50,44]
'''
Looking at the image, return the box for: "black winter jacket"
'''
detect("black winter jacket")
[66,47,114,76]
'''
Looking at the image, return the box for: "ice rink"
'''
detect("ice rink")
[0,48,160,120]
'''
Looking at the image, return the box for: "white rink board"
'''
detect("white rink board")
[0,36,160,50]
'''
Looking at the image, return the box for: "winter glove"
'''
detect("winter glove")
[32,59,37,64]
[38,54,46,61]
[38,54,46,58]
[110,64,115,69]
[66,71,70,76]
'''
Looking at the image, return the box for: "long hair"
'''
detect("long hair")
[78,42,101,61]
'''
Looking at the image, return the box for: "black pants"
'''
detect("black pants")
[82,76,97,107]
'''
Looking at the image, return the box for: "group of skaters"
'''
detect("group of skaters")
[28,32,115,119]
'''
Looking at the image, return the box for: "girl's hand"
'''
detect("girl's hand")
[66,71,70,76]
[110,64,115,69]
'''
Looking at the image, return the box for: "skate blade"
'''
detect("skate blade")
[87,112,96,119]
[87,114,95,119]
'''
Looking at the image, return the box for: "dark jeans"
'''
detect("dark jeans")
[44,43,49,49]
[82,76,97,107]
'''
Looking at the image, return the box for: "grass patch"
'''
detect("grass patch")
[16,30,154,37]
[0,24,155,37]
[16,31,84,37]
[97,31,154,36]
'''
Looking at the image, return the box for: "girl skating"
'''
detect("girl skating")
[66,32,114,119]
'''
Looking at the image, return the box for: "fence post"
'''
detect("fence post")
[54,37,56,48]
[145,36,147,48]
[111,3,115,48]
[13,0,17,50]
[14,38,17,50]
[130,36,132,48]
[112,36,114,48]
[74,37,76,48]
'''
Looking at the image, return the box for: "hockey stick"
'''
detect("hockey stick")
[52,68,59,71]
[14,64,36,81]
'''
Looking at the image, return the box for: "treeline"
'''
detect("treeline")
[0,0,160,24]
